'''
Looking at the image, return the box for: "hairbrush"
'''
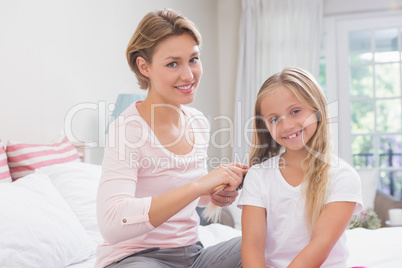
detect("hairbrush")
[202,170,247,223]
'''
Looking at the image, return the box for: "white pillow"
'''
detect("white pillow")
[357,169,379,209]
[37,162,103,245]
[0,173,95,267]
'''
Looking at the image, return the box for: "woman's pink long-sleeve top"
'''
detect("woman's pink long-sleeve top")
[95,102,210,268]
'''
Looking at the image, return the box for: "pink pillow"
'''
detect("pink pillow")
[0,139,12,183]
[6,135,79,181]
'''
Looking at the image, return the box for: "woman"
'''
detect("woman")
[96,8,246,268]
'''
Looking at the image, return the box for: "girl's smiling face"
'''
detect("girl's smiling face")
[139,33,203,106]
[260,87,318,152]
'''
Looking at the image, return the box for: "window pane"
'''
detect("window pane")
[352,135,374,168]
[351,101,374,133]
[380,170,402,200]
[375,63,401,98]
[376,99,402,132]
[379,135,402,168]
[349,30,373,63]
[374,28,399,63]
[350,66,373,98]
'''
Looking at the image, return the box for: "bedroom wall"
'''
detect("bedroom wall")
[0,0,222,165]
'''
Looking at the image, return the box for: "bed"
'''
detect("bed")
[1,136,402,268]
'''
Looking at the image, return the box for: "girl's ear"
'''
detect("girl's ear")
[136,56,150,77]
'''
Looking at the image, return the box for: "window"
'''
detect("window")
[349,28,402,199]
[324,12,402,201]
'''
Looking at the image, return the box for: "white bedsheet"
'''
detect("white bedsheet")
[67,258,96,268]
[68,225,402,268]
[346,227,402,268]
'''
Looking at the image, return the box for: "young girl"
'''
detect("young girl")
[238,67,363,268]
[96,9,246,268]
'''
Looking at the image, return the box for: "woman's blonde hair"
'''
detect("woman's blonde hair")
[126,8,202,90]
[249,67,333,228]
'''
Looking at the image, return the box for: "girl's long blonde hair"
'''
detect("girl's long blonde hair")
[249,67,333,228]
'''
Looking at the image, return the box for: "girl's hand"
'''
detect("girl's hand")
[196,162,247,196]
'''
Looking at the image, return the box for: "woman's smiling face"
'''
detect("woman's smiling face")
[143,33,203,106]
[260,87,318,152]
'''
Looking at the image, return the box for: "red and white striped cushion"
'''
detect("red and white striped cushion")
[0,139,12,183]
[6,136,79,181]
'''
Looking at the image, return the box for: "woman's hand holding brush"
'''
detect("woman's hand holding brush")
[198,163,247,222]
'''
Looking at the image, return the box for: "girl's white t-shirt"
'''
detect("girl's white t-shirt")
[238,154,363,268]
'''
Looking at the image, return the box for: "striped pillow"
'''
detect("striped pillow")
[0,140,12,183]
[6,136,79,181]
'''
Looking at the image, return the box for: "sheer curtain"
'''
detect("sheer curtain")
[232,0,323,162]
